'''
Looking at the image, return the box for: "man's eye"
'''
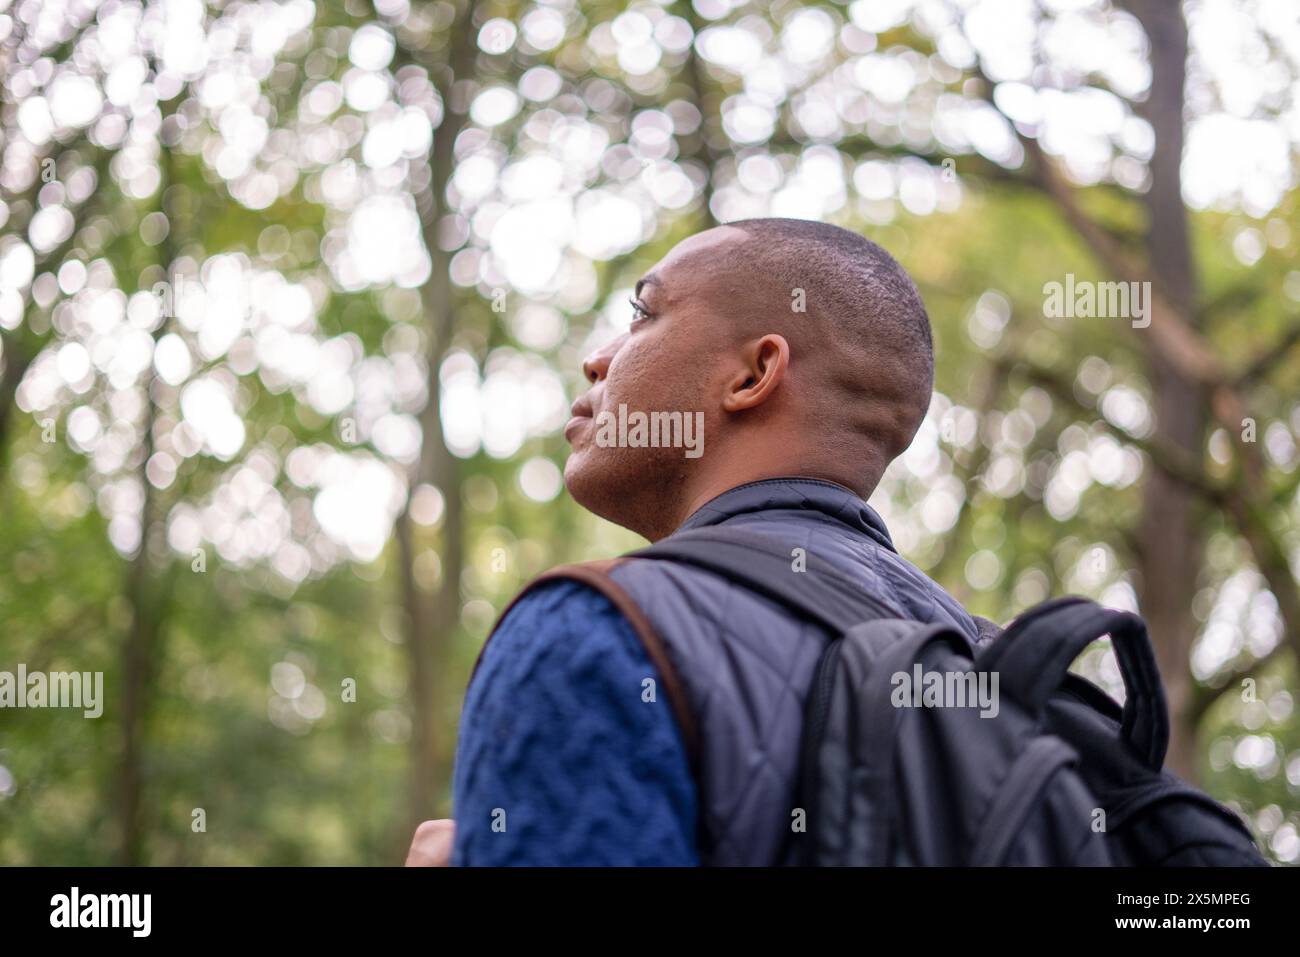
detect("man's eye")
[628,296,653,325]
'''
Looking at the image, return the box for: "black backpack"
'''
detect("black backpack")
[636,526,1267,866]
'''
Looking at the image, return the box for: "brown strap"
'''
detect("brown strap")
[467,559,702,775]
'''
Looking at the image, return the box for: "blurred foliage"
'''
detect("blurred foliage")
[1,0,1298,865]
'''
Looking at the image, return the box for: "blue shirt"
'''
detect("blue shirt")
[451,579,698,865]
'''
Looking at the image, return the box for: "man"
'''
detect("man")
[407,218,981,866]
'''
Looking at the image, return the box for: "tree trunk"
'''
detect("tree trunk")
[396,2,474,844]
[0,332,32,471]
[684,3,720,228]
[115,91,180,864]
[117,516,159,865]
[1128,0,1206,781]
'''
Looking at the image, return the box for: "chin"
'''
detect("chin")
[564,446,688,542]
[562,449,604,515]
[563,447,641,533]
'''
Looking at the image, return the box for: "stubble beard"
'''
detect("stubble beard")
[563,442,694,542]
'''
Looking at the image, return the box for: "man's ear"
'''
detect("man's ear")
[722,334,789,412]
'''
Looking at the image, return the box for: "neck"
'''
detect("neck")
[644,465,874,542]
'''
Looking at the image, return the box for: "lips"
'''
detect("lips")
[563,415,591,441]
[564,393,595,442]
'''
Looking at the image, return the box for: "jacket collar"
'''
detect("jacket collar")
[677,477,898,554]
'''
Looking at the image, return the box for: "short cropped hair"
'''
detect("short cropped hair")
[723,217,935,460]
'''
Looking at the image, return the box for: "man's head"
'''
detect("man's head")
[563,218,934,541]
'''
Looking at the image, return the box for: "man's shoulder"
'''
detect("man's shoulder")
[453,573,699,867]
[474,569,686,700]
[482,575,630,667]
[499,573,613,621]
[498,557,731,647]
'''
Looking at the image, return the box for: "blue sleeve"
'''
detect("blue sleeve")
[451,579,699,866]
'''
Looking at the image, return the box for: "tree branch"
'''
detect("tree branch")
[965,54,1272,496]
[1010,356,1300,723]
[1007,359,1223,499]
[1234,323,1300,389]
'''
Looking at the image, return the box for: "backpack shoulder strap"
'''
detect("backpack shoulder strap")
[630,525,906,632]
[825,619,973,865]
[976,596,1169,770]
[468,559,702,775]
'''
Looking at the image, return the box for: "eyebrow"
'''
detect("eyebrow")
[634,275,660,298]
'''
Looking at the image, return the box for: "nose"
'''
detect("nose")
[581,334,625,384]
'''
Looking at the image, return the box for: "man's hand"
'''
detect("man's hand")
[405,819,455,866]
